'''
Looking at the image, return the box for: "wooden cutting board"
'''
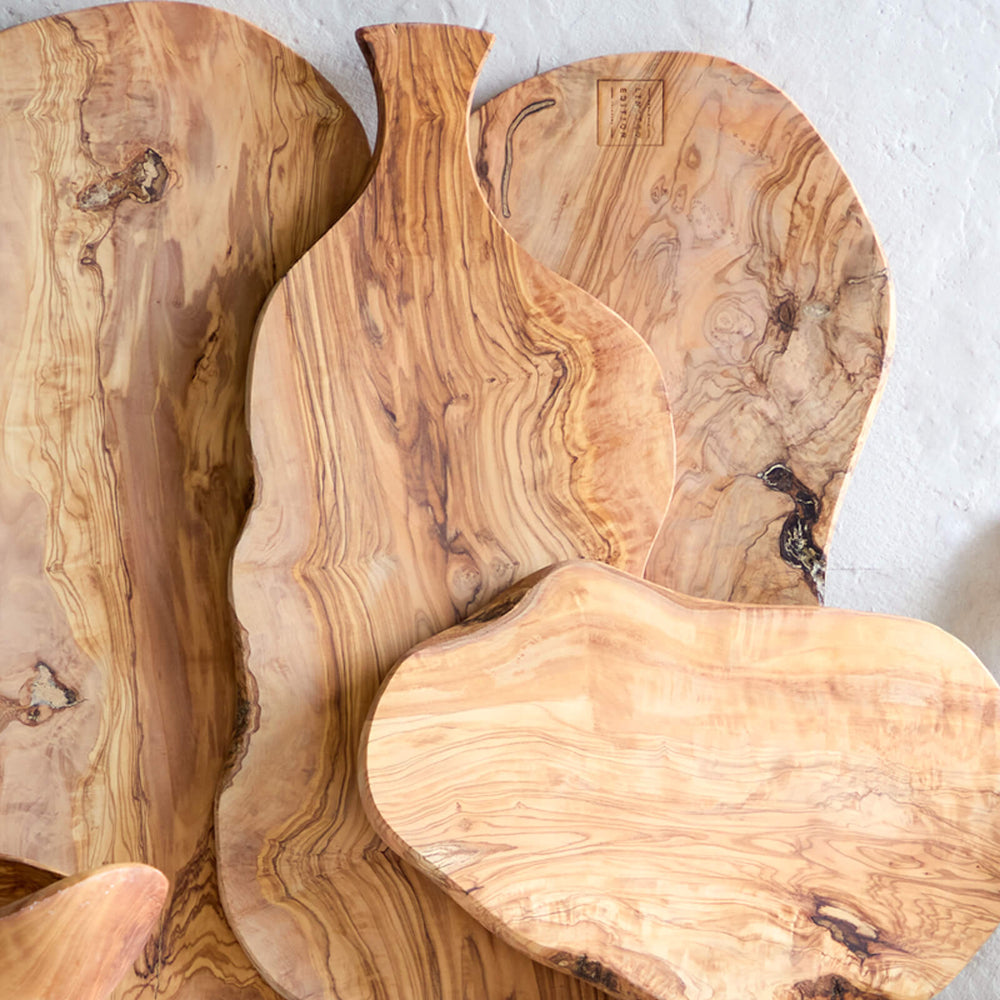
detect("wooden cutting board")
[473,53,894,605]
[362,561,1000,1000]
[0,4,368,997]
[216,22,674,1000]
[0,863,168,1000]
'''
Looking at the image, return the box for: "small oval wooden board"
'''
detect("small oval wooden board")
[0,4,368,997]
[362,561,1000,1000]
[0,863,168,1000]
[473,54,894,605]
[217,22,674,1000]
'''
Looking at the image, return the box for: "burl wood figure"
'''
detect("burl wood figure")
[362,561,1000,1000]
[217,22,674,1000]
[0,3,368,997]
[473,54,894,605]
[0,863,168,1000]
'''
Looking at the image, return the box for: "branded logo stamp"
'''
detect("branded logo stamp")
[597,79,664,146]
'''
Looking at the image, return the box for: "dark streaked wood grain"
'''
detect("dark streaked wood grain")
[0,856,60,909]
[0,4,369,997]
[216,22,674,1000]
[473,53,893,605]
[362,561,1000,1000]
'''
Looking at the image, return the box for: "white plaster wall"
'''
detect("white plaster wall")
[3,0,999,995]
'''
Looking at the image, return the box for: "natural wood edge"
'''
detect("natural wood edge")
[357,562,657,999]
[360,560,998,1000]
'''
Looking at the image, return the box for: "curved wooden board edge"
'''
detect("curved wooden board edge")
[360,560,1000,1000]
[0,863,169,1000]
[472,52,894,606]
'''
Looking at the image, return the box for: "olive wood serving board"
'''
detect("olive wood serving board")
[0,863,168,1000]
[361,561,1000,1000]
[0,4,368,997]
[216,22,674,1000]
[473,54,894,605]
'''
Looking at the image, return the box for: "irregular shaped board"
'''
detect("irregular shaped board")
[473,53,894,605]
[0,3,368,997]
[361,560,1000,1000]
[0,863,168,1000]
[216,22,674,1000]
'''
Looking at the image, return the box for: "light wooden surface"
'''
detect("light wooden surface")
[0,863,168,1000]
[362,560,1000,1000]
[216,22,674,1000]
[473,53,894,605]
[0,4,368,997]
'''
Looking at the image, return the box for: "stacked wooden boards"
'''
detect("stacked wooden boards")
[473,53,893,605]
[362,561,1000,1000]
[0,3,368,997]
[215,22,674,1000]
[0,9,946,1000]
[0,864,168,1000]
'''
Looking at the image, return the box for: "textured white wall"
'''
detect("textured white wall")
[3,0,1000,995]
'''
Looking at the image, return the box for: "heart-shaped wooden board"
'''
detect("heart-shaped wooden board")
[0,863,168,1000]
[0,3,368,996]
[362,561,1000,1000]
[216,22,674,1000]
[473,53,894,605]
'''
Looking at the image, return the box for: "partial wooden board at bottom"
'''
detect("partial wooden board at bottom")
[473,53,893,605]
[0,863,168,1000]
[362,561,1000,1000]
[0,3,369,998]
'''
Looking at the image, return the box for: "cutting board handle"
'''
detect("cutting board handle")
[356,23,494,203]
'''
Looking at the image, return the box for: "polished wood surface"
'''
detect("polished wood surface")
[0,863,168,1000]
[473,53,893,605]
[0,4,369,997]
[217,23,674,1000]
[363,561,1000,1000]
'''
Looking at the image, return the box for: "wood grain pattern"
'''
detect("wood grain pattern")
[0,863,168,1000]
[0,856,60,909]
[216,23,674,1000]
[473,53,894,605]
[0,4,368,997]
[362,560,1000,1000]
